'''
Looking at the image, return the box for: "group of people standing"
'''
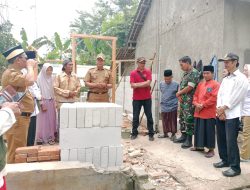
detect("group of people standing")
[0,44,113,163]
[0,44,113,189]
[130,53,250,177]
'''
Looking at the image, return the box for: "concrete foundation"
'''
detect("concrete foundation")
[6,162,155,190]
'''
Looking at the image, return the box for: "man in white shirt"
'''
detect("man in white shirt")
[0,102,20,190]
[214,53,248,177]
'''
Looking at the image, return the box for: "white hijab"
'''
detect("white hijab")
[37,63,54,99]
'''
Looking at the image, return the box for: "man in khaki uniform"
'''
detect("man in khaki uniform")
[1,45,36,163]
[84,53,112,102]
[54,58,81,109]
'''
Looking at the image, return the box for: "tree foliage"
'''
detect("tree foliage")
[0,21,18,78]
[45,32,71,60]
[70,0,139,65]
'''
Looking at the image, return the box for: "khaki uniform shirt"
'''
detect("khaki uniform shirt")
[1,67,34,113]
[84,67,112,93]
[54,71,81,103]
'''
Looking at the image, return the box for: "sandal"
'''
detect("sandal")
[190,147,204,151]
[36,139,43,145]
[205,150,215,158]
[48,139,55,145]
[158,134,169,138]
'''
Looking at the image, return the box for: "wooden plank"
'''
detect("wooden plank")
[71,37,77,73]
[111,39,117,103]
[71,33,117,41]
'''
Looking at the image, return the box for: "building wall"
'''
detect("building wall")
[224,0,250,66]
[136,0,225,82]
[117,0,250,125]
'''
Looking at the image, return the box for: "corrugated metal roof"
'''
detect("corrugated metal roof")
[116,0,152,60]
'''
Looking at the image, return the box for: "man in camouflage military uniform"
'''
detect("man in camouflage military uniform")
[84,53,112,102]
[174,56,200,148]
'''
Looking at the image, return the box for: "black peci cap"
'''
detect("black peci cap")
[2,44,25,61]
[164,69,172,77]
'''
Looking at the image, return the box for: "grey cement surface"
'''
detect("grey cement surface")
[127,135,250,190]
[6,162,134,190]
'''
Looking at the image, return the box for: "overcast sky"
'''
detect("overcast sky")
[7,0,96,43]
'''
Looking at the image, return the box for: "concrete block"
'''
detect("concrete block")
[108,146,117,167]
[60,149,69,161]
[76,103,85,128]
[115,106,122,127]
[116,145,123,166]
[85,147,93,163]
[77,148,86,162]
[108,107,116,127]
[100,107,109,127]
[92,108,101,127]
[60,104,69,128]
[68,103,77,128]
[60,127,121,149]
[85,106,93,128]
[69,148,77,161]
[93,147,101,167]
[100,146,109,168]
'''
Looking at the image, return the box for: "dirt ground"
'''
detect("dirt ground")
[121,116,250,190]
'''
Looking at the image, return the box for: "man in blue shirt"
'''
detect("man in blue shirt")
[158,70,179,141]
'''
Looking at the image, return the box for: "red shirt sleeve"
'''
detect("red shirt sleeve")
[146,69,152,81]
[130,71,135,83]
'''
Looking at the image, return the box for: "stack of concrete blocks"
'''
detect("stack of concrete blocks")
[60,102,123,168]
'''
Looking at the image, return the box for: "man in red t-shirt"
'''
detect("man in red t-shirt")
[130,57,154,141]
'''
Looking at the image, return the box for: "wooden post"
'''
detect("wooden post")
[111,38,117,103]
[71,36,77,73]
[70,33,117,102]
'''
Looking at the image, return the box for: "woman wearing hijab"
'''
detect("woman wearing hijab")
[36,63,57,145]
[240,64,250,161]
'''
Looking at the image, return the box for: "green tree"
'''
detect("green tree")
[20,27,53,51]
[70,0,139,65]
[0,21,18,78]
[44,32,71,61]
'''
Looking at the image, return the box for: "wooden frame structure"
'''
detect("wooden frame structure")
[71,34,117,103]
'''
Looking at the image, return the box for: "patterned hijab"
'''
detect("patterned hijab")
[37,63,54,99]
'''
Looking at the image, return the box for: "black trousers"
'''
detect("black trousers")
[216,118,241,172]
[27,116,37,146]
[132,99,154,137]
[194,118,215,149]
